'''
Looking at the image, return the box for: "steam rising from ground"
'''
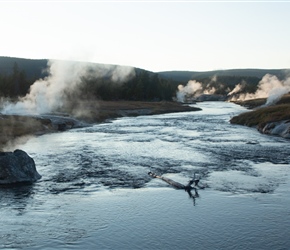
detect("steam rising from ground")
[176,80,203,102]
[177,73,290,105]
[176,76,218,102]
[1,60,135,116]
[229,74,290,105]
[227,81,246,96]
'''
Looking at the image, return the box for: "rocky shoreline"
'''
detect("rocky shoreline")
[0,101,200,150]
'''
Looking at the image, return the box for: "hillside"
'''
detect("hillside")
[1,56,289,108]
[0,56,156,80]
[0,56,48,79]
[0,56,182,102]
[1,56,288,84]
[158,69,288,83]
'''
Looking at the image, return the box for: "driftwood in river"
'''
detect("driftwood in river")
[148,171,203,204]
[148,171,202,191]
[148,172,186,189]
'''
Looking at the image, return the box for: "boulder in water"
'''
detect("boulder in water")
[0,149,41,185]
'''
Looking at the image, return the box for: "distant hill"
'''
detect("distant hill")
[1,56,288,83]
[1,56,290,106]
[0,56,48,79]
[0,56,179,101]
[158,69,289,83]
[0,56,155,80]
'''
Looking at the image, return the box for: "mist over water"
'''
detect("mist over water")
[1,102,290,249]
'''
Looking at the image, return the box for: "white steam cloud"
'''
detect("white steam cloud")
[177,73,290,105]
[176,75,219,102]
[227,81,246,96]
[176,80,203,102]
[229,74,290,105]
[1,60,135,115]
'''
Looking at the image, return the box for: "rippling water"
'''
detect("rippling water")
[1,102,290,249]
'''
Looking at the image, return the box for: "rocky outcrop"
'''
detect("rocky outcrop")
[258,120,290,139]
[0,149,41,185]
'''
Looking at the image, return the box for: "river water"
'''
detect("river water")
[1,102,290,249]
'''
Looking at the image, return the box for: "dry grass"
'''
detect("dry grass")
[230,104,290,127]
[230,94,290,128]
[233,98,266,109]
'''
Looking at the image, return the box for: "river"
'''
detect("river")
[1,102,290,249]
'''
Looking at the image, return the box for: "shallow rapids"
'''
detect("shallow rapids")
[1,101,290,249]
[15,101,290,194]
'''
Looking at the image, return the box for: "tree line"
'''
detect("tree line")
[0,62,180,101]
[0,62,32,98]
[197,75,261,95]
[0,62,263,102]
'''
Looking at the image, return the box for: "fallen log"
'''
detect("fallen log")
[148,171,202,191]
[148,171,186,189]
[148,171,203,205]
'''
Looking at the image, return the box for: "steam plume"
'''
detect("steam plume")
[176,80,203,102]
[230,74,290,105]
[227,81,246,96]
[176,76,219,102]
[1,60,135,116]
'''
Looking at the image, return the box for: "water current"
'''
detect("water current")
[1,102,290,249]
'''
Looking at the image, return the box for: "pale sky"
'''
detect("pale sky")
[0,1,290,72]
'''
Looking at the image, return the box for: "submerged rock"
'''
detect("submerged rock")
[0,149,41,185]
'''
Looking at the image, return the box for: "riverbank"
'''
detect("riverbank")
[0,101,200,150]
[230,94,290,139]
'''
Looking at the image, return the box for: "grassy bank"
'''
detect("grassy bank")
[230,104,290,127]
[230,94,290,129]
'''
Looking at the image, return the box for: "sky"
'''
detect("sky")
[0,1,290,72]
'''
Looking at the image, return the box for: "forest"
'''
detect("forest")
[0,61,179,101]
[0,57,282,103]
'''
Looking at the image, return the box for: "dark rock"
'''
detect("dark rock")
[263,120,290,138]
[196,94,227,102]
[0,149,41,185]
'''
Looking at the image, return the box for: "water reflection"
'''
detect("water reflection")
[148,171,203,205]
[186,188,199,206]
[0,184,35,215]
